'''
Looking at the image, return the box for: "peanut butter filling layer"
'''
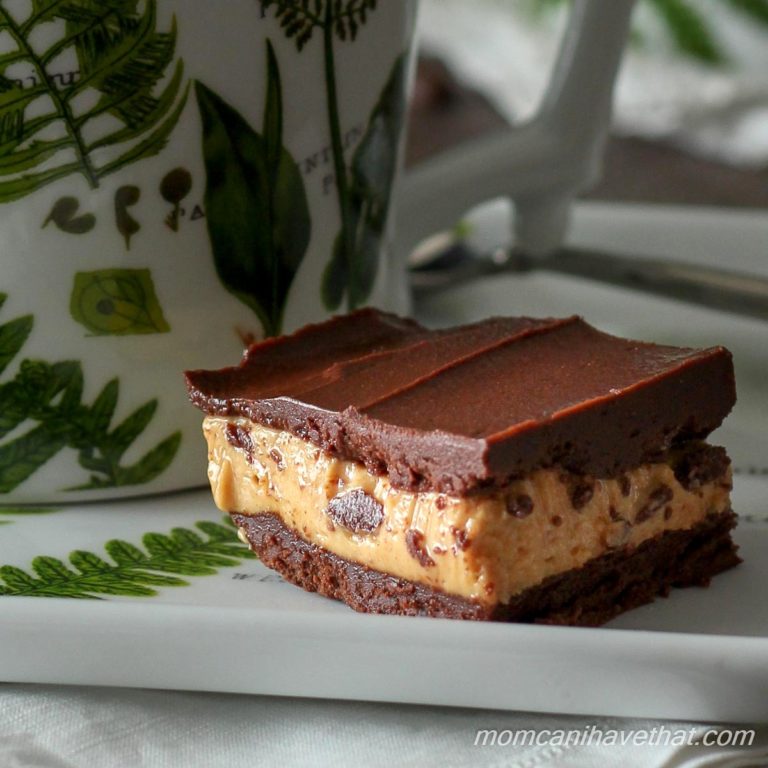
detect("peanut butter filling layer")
[204,417,732,606]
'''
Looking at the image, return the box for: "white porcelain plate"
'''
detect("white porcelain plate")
[2,202,767,722]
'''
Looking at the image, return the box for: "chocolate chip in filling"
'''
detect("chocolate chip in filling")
[570,482,594,510]
[619,474,632,497]
[406,529,436,568]
[225,423,255,463]
[507,494,534,519]
[635,485,674,524]
[325,489,384,534]
[269,448,286,471]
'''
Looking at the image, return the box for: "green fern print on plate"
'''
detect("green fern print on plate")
[0,506,57,526]
[0,517,255,598]
[0,0,189,202]
[0,292,181,494]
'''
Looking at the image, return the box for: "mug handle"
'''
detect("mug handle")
[395,0,637,260]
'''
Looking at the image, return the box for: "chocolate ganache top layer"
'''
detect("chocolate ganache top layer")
[185,309,736,495]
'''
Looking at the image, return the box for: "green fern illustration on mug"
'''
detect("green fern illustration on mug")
[0,292,181,494]
[0,0,188,202]
[261,0,408,311]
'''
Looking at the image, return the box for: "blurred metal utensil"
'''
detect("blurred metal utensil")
[410,242,768,321]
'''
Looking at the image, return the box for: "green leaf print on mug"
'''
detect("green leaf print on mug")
[0,0,188,202]
[0,292,181,494]
[261,1,407,310]
[70,269,170,336]
[322,54,408,310]
[196,41,311,337]
[114,186,142,249]
[160,168,193,232]
[42,198,96,234]
[260,0,378,49]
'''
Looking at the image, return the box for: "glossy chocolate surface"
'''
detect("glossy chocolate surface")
[186,309,736,494]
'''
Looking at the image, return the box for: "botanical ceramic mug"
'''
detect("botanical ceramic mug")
[0,0,634,503]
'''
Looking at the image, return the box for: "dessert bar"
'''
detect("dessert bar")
[186,310,739,625]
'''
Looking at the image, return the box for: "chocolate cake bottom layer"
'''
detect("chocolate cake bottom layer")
[232,510,740,626]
